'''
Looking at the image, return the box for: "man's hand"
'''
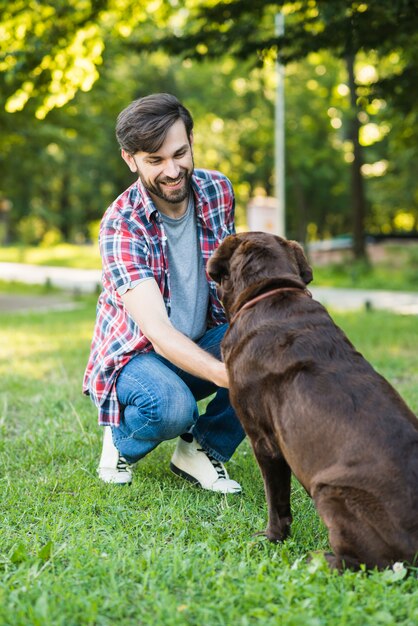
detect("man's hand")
[121,279,229,388]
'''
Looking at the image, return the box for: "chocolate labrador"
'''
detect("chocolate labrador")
[207,231,418,571]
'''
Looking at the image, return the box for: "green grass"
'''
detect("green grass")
[0,244,101,269]
[0,280,64,296]
[311,244,418,292]
[1,297,417,625]
[313,260,418,292]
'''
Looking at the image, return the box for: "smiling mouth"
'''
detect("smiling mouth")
[161,176,184,187]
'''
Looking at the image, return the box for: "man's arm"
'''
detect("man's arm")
[121,279,229,388]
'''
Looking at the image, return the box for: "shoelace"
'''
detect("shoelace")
[197,448,227,480]
[116,455,131,472]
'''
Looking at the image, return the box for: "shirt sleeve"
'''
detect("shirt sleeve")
[117,276,153,296]
[99,215,154,294]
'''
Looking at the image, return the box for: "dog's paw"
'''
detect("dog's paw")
[253,530,281,543]
[253,525,291,543]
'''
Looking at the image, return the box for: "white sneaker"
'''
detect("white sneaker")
[97,426,133,485]
[170,434,241,494]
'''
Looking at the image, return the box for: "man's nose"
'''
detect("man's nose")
[163,159,180,179]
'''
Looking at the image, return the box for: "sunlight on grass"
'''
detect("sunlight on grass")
[0,244,101,269]
[2,344,70,383]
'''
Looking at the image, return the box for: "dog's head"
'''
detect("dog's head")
[207,232,313,314]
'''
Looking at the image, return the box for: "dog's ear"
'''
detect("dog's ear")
[288,240,313,285]
[207,234,242,284]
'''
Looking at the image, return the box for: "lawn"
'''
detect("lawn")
[0,244,102,270]
[1,294,417,625]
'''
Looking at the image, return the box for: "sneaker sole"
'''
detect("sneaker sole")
[170,462,242,493]
[170,462,201,487]
[97,470,132,486]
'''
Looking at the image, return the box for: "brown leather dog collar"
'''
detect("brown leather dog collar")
[230,286,312,325]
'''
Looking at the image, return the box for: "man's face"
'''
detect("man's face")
[122,119,194,207]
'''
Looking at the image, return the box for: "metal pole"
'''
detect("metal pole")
[275,12,285,236]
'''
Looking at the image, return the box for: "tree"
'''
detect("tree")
[0,0,174,119]
[154,1,418,109]
[153,0,418,257]
[1,1,108,119]
[1,1,416,249]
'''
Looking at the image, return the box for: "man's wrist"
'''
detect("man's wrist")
[210,361,229,389]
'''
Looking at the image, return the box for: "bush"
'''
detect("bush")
[16,215,46,246]
[40,227,63,248]
[87,220,101,244]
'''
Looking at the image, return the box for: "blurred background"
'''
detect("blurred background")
[1,0,417,266]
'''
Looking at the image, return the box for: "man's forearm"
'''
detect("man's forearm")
[148,322,228,388]
[121,280,228,387]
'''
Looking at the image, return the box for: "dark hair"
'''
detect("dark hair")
[115,93,194,154]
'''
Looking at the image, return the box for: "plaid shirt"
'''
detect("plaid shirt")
[83,169,235,426]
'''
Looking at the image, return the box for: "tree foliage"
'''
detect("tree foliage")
[1,1,109,119]
[156,0,418,111]
[147,0,418,257]
[0,0,417,251]
[0,0,177,119]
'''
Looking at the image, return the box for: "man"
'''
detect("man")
[83,93,245,493]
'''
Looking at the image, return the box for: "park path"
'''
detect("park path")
[1,261,418,314]
[0,262,101,293]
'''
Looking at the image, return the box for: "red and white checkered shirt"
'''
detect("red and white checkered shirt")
[83,169,235,426]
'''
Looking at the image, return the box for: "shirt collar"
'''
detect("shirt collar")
[191,175,211,227]
[134,179,159,223]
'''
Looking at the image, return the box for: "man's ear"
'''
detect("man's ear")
[288,240,313,285]
[121,149,138,174]
[207,234,242,284]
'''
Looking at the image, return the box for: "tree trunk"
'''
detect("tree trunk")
[291,169,309,245]
[345,54,367,260]
[59,168,71,241]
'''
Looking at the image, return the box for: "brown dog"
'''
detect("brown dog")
[207,231,418,571]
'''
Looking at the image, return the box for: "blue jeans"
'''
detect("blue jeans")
[112,324,245,464]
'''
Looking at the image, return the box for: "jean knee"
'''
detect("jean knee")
[158,384,197,439]
[118,380,197,443]
[115,351,199,443]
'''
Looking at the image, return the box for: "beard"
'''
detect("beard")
[138,163,194,205]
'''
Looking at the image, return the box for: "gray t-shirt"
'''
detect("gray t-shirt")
[160,195,209,340]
